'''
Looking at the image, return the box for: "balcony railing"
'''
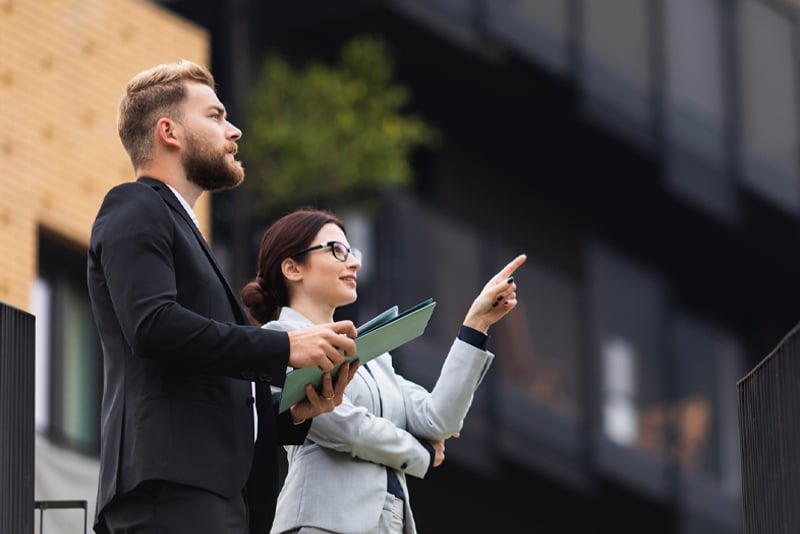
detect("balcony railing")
[738,320,800,533]
[0,301,35,534]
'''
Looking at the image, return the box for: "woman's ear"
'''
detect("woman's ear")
[281,257,303,282]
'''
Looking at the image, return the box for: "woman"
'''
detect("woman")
[240,207,526,534]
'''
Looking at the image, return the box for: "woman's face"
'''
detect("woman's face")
[297,223,361,309]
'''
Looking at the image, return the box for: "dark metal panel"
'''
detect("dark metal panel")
[0,302,35,534]
[738,321,800,534]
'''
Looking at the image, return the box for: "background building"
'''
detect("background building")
[4,0,800,532]
[153,1,800,532]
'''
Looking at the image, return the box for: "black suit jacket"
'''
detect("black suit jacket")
[87,177,307,533]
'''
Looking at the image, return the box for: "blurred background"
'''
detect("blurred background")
[4,0,800,532]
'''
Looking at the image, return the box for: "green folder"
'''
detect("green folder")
[278,298,436,413]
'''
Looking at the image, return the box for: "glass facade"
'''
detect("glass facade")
[379,195,744,515]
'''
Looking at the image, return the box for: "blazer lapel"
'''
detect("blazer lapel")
[137,177,249,325]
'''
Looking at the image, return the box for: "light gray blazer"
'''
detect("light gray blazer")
[267,307,494,534]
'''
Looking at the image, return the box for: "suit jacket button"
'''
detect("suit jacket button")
[246,396,255,406]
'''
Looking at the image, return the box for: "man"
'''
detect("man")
[87,60,358,534]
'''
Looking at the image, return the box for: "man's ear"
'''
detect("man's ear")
[282,258,303,281]
[156,117,181,149]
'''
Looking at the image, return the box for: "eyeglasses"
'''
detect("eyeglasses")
[292,241,362,263]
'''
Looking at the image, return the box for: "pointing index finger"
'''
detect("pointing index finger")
[497,254,527,281]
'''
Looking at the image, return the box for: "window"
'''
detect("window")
[590,246,666,450]
[493,254,580,422]
[671,312,742,495]
[589,243,743,502]
[486,0,571,74]
[33,228,102,456]
[737,0,800,212]
[579,0,655,148]
[382,198,583,476]
[664,0,736,220]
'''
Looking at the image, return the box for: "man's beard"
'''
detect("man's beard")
[183,131,244,192]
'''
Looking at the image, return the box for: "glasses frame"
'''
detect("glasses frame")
[291,241,361,263]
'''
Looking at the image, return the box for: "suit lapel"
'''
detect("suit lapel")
[137,177,249,325]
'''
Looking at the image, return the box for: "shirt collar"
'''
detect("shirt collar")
[165,184,200,229]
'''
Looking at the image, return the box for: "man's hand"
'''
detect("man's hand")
[289,360,360,422]
[287,321,357,371]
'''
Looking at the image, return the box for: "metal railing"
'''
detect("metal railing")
[34,500,88,534]
[738,320,800,533]
[0,301,35,534]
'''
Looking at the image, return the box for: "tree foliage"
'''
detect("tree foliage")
[240,35,440,215]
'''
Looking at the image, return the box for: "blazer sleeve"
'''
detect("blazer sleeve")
[305,338,493,479]
[401,337,494,440]
[271,387,312,444]
[88,182,290,382]
[304,395,434,479]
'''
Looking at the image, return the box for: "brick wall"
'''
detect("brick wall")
[0,0,210,311]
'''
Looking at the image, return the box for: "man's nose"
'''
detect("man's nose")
[227,122,242,141]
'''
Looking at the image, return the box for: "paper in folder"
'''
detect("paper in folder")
[278,298,436,413]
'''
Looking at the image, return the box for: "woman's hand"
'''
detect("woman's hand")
[289,360,360,423]
[463,254,527,333]
[428,433,460,468]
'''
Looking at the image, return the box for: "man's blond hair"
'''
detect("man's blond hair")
[117,60,215,169]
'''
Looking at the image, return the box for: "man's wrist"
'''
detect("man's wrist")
[289,405,306,425]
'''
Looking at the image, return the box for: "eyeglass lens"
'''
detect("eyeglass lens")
[332,242,362,262]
